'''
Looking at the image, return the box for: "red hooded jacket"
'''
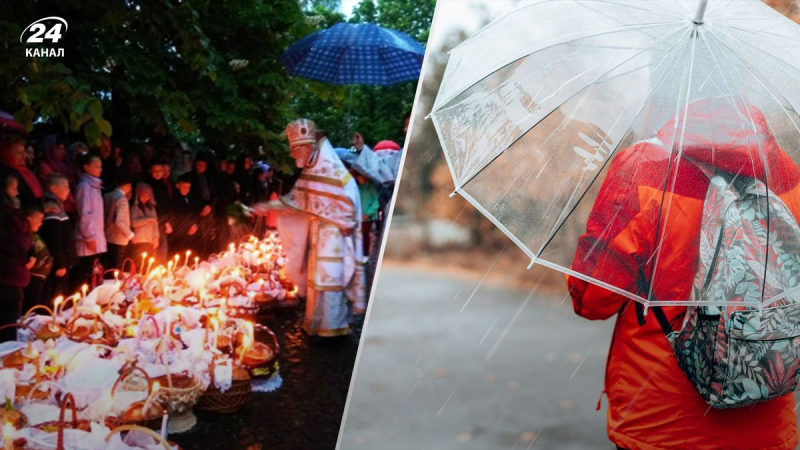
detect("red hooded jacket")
[568,99,800,449]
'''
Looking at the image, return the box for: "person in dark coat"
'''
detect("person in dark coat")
[40,173,78,298]
[168,174,202,255]
[0,173,34,341]
[39,173,78,297]
[189,153,215,256]
[23,203,52,311]
[144,160,172,261]
[233,155,254,205]
[213,159,237,252]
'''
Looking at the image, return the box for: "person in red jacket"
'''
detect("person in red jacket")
[568,98,800,450]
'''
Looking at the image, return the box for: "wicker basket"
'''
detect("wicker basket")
[195,356,251,414]
[105,365,164,431]
[20,305,64,340]
[17,380,63,406]
[64,310,119,347]
[241,326,280,380]
[34,393,93,450]
[147,337,204,433]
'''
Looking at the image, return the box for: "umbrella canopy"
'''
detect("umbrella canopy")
[281,22,425,86]
[430,0,800,308]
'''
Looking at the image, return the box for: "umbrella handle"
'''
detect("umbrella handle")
[693,0,709,24]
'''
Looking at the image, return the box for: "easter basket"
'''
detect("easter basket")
[64,309,119,347]
[105,365,164,431]
[236,325,280,380]
[195,355,251,414]
[33,393,93,450]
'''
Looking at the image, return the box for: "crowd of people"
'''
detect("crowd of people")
[0,113,284,340]
[0,111,404,341]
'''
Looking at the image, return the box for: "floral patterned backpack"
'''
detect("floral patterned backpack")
[645,172,800,409]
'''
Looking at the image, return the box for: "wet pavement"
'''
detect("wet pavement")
[171,305,362,450]
[338,266,800,449]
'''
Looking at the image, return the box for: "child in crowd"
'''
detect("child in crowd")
[169,173,200,254]
[23,203,52,311]
[130,183,159,261]
[40,173,77,298]
[74,152,106,288]
[0,174,34,341]
[103,175,134,270]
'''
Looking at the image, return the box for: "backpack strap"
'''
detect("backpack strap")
[635,268,674,336]
[634,301,674,336]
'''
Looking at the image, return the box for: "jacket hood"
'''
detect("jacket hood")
[134,182,156,207]
[80,173,103,188]
[655,97,800,193]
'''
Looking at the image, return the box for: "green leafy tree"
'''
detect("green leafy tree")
[1,0,306,171]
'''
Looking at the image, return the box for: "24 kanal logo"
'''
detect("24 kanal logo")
[20,17,67,57]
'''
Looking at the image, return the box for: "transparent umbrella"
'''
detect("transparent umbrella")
[429,0,800,309]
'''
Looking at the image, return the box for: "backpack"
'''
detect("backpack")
[641,172,800,409]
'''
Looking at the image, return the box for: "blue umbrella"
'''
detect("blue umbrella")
[281,22,425,86]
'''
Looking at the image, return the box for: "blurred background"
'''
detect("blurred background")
[387,0,800,291]
[340,1,800,449]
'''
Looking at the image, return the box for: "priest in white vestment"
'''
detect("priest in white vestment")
[253,119,366,337]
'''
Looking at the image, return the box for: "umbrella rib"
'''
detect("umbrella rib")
[448,24,689,194]
[714,24,800,72]
[437,21,687,111]
[463,0,686,47]
[533,28,693,260]
[700,29,772,304]
[708,26,800,135]
[645,28,700,306]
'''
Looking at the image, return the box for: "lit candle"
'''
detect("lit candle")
[143,381,160,413]
[167,261,173,273]
[3,421,13,450]
[184,250,191,268]
[72,294,80,320]
[146,257,155,278]
[114,270,119,282]
[53,296,63,324]
[245,321,254,343]
[194,256,199,270]
[81,284,88,300]
[92,305,101,332]
[238,334,250,364]
[141,252,148,275]
[160,409,169,439]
